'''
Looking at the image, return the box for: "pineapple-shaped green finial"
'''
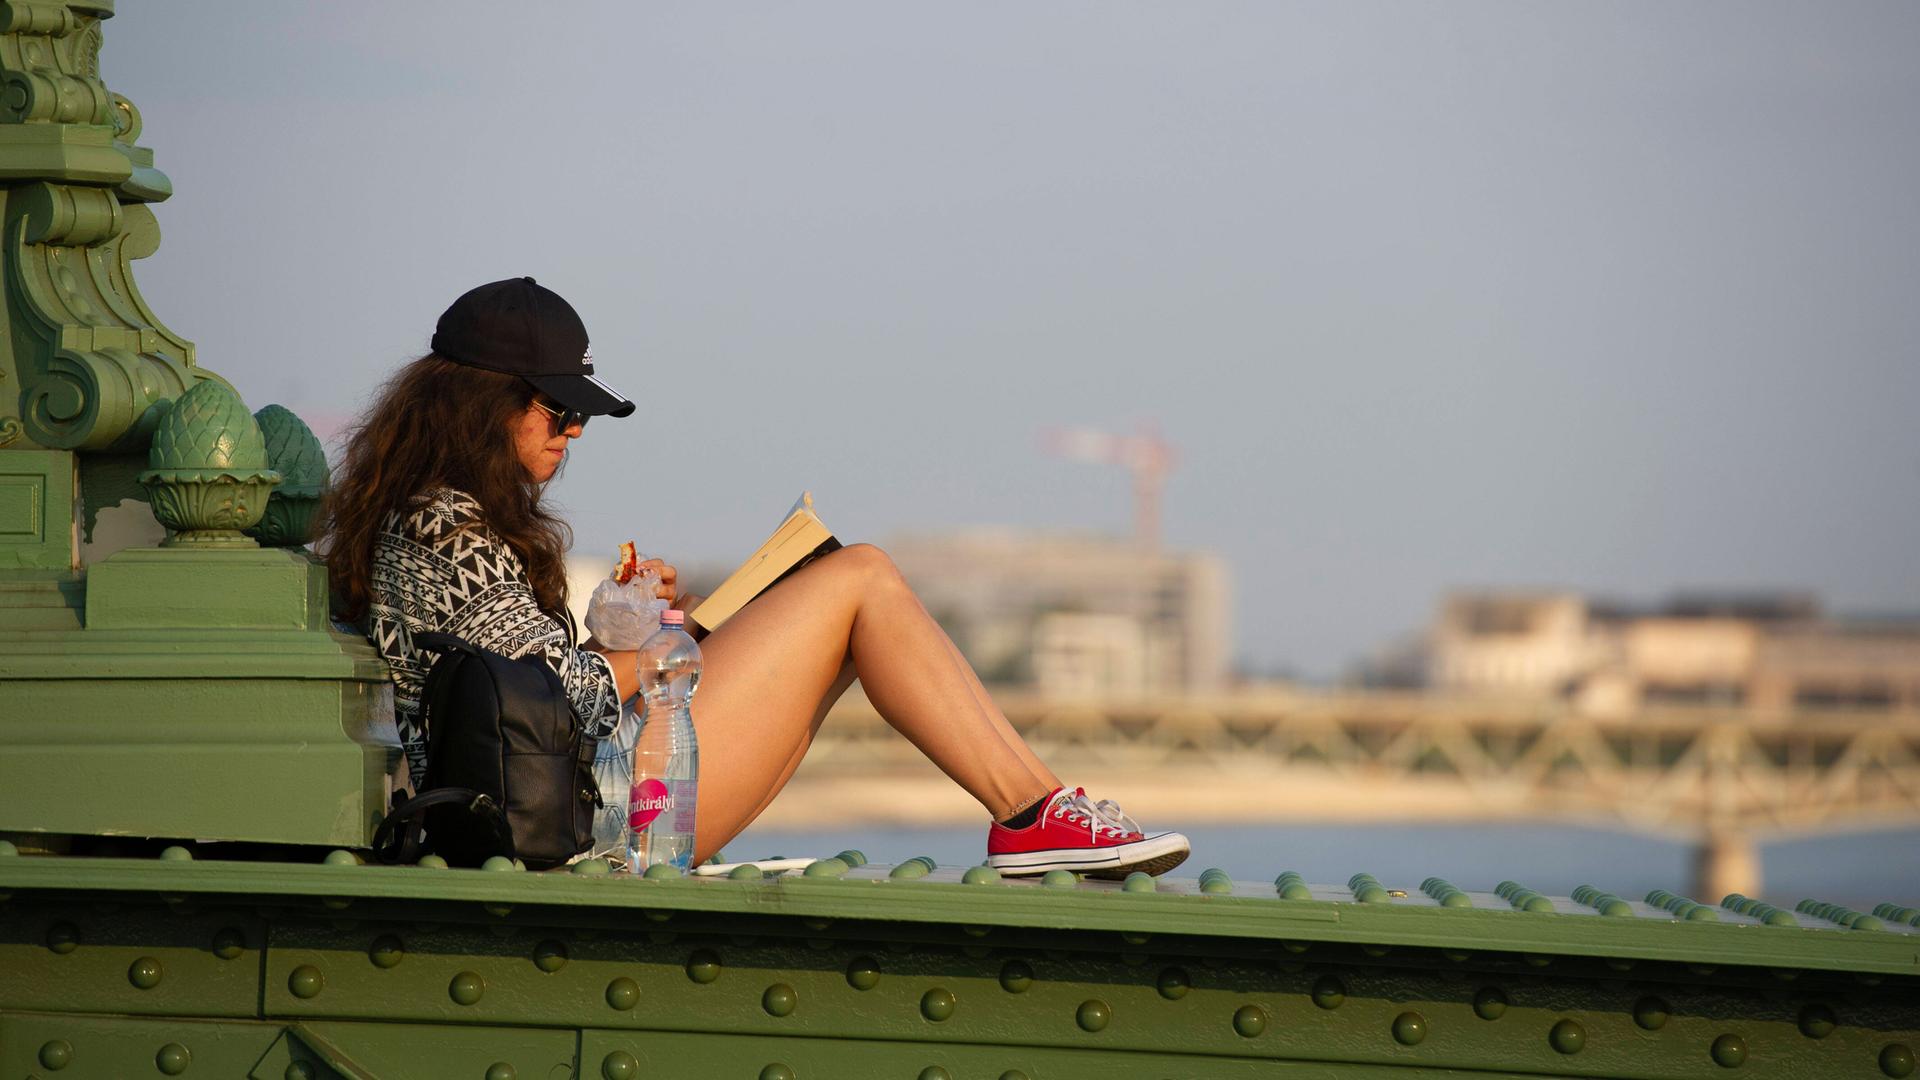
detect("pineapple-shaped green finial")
[245,404,329,547]
[139,380,282,547]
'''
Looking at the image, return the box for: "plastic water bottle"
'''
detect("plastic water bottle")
[626,609,700,872]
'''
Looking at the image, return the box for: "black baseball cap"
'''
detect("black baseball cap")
[431,277,636,418]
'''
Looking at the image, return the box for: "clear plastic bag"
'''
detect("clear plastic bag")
[584,559,669,650]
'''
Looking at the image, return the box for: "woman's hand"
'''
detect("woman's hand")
[636,558,677,602]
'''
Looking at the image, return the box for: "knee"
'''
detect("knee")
[831,542,907,589]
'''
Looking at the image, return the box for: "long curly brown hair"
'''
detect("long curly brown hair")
[320,355,573,621]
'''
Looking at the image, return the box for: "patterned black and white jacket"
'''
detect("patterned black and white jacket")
[367,488,622,787]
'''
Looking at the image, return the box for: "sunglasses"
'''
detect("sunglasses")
[530,396,588,436]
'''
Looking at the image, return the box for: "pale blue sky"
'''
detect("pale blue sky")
[106,2,1920,677]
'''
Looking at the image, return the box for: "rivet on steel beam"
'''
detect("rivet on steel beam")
[1233,1005,1268,1038]
[1199,868,1234,895]
[1364,945,1394,958]
[762,982,798,1017]
[1882,1043,1917,1078]
[449,970,485,1005]
[848,956,881,991]
[999,1072,1031,1080]
[1647,890,1716,921]
[323,849,357,866]
[758,1066,795,1080]
[1042,869,1078,889]
[643,863,683,880]
[802,916,832,931]
[606,977,640,1010]
[129,955,164,989]
[1797,1004,1836,1039]
[533,940,568,973]
[1122,872,1156,893]
[288,964,323,999]
[601,1051,638,1080]
[687,949,722,984]
[921,987,957,1022]
[804,857,850,878]
[1574,884,1632,917]
[157,1042,191,1075]
[1549,1019,1586,1055]
[46,921,79,954]
[1723,894,1799,926]
[1120,931,1150,945]
[962,864,1000,885]
[161,845,193,861]
[1077,999,1111,1032]
[572,857,611,876]
[1274,870,1311,900]
[38,1039,72,1070]
[1392,1011,1428,1046]
[1499,881,1554,913]
[1422,878,1472,908]
[1522,954,1553,968]
[286,1063,315,1080]
[417,854,449,869]
[1473,986,1508,1020]
[1349,873,1390,903]
[917,1068,951,1080]
[999,959,1033,993]
[1311,975,1346,1010]
[963,924,992,938]
[368,934,404,969]
[1157,966,1190,1000]
[1634,996,1671,1031]
[1710,1033,1747,1068]
[890,856,937,879]
[211,927,245,960]
[481,855,517,872]
[485,1063,516,1080]
[1443,949,1473,963]
[836,849,869,867]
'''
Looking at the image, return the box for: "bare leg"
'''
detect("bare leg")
[690,544,1055,863]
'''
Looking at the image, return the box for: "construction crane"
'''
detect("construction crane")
[1041,425,1177,547]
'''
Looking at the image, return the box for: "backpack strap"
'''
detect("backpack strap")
[370,787,511,865]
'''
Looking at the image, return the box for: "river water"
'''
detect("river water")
[728,820,1920,911]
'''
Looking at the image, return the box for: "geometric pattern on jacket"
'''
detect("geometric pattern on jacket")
[366,488,621,788]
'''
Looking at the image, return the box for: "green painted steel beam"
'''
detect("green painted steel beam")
[1,855,1915,978]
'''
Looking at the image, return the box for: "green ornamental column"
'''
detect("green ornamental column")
[0,3,401,850]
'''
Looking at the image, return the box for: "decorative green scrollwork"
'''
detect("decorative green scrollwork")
[1,0,203,455]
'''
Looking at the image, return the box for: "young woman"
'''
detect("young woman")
[323,277,1189,878]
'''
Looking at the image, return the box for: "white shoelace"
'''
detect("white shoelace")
[1050,787,1139,841]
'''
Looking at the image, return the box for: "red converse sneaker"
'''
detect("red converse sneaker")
[987,787,1189,879]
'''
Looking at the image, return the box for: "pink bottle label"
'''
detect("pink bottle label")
[628,778,672,829]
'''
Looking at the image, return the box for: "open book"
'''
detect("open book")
[687,492,841,637]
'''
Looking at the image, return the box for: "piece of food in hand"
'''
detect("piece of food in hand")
[613,541,640,584]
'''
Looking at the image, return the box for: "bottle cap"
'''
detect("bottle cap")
[660,609,684,628]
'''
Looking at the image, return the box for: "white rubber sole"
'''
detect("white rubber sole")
[989,832,1191,879]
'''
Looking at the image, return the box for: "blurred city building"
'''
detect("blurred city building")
[883,529,1233,697]
[1402,590,1920,714]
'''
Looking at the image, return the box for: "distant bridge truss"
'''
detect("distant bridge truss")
[782,692,1920,898]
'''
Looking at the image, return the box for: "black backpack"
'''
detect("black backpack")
[372,631,602,869]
